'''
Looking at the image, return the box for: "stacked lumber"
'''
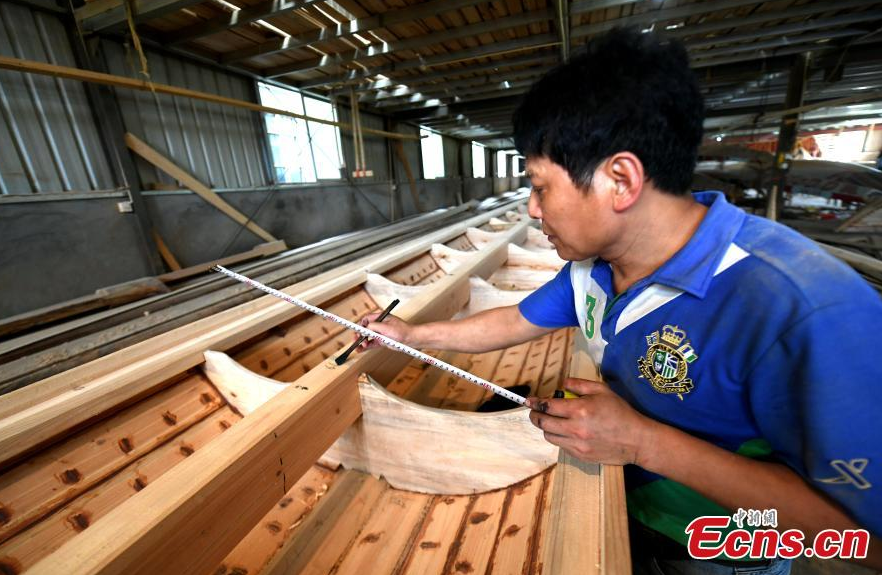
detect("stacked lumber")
[0,203,629,575]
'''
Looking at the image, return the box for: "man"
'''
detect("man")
[360,28,881,573]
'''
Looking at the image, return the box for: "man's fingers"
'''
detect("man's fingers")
[563,377,608,396]
[529,409,573,437]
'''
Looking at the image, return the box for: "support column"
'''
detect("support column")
[66,29,166,274]
[553,0,570,62]
[767,53,810,221]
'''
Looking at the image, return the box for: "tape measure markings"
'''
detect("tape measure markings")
[212,265,527,406]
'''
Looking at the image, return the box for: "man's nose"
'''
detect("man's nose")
[527,190,542,219]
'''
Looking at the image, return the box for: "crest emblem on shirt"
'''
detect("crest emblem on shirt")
[637,325,698,399]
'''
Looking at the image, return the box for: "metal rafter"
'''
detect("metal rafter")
[161,0,326,46]
[691,28,869,62]
[75,0,203,32]
[339,53,557,98]
[373,77,537,110]
[662,0,880,41]
[685,10,882,50]
[358,66,545,104]
[266,8,554,78]
[571,0,765,39]
[219,0,487,64]
[570,0,642,16]
[297,33,558,89]
[553,0,570,62]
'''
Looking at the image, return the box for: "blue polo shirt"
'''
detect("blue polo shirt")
[519,191,882,544]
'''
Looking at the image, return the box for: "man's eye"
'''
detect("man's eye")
[532,187,544,195]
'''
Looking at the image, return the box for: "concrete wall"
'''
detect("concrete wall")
[0,180,407,318]
[0,193,154,318]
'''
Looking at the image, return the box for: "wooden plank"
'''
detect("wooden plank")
[0,213,526,468]
[540,327,630,574]
[542,452,603,574]
[25,227,517,574]
[601,463,631,574]
[0,277,169,340]
[215,464,337,575]
[126,133,278,243]
[443,487,508,574]
[402,350,472,406]
[0,374,222,544]
[27,358,363,575]
[438,348,503,411]
[520,334,553,395]
[0,56,419,141]
[384,252,445,285]
[157,240,287,283]
[323,377,557,494]
[232,288,378,378]
[384,361,431,397]
[152,229,182,271]
[399,495,472,574]
[487,471,550,574]
[263,471,388,575]
[332,488,432,575]
[536,329,570,398]
[0,408,239,573]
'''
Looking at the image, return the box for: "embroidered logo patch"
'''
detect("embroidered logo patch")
[637,325,698,399]
[816,459,872,490]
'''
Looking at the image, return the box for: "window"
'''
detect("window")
[814,129,870,163]
[420,127,445,179]
[258,82,344,184]
[471,142,486,178]
[304,96,344,179]
[496,151,508,177]
[513,155,526,176]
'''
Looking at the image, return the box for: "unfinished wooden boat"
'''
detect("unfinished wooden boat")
[0,202,630,575]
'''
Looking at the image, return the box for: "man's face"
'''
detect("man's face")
[525,155,614,261]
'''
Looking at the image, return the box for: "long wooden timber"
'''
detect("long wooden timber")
[0,204,524,466]
[0,207,629,575]
[0,200,488,393]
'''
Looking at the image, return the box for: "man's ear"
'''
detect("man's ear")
[600,152,645,212]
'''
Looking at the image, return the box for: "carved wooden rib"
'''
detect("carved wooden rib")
[204,349,557,494]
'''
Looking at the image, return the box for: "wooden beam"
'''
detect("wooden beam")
[151,229,182,271]
[0,209,526,468]
[0,56,418,141]
[26,224,525,575]
[27,352,363,575]
[0,278,168,340]
[157,240,287,283]
[541,331,631,574]
[125,133,278,243]
[393,140,424,212]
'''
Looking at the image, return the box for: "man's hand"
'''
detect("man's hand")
[357,313,414,351]
[526,377,657,466]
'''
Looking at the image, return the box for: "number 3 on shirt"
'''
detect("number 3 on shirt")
[584,294,597,339]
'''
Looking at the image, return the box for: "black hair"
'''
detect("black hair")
[513,28,704,195]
